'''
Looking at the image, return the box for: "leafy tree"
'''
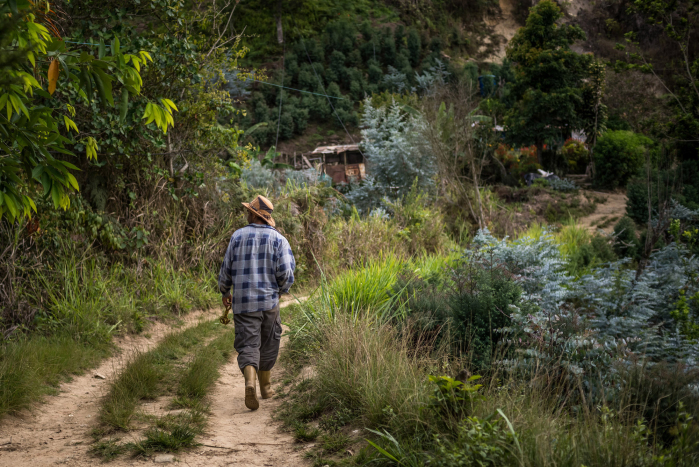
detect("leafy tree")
[407,28,421,67]
[594,130,653,189]
[347,99,436,212]
[368,61,384,84]
[329,50,347,86]
[0,0,173,221]
[614,0,698,159]
[380,28,396,66]
[504,0,593,162]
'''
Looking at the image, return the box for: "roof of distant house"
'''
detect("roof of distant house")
[310,144,360,154]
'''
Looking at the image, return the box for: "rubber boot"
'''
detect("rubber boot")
[258,370,275,399]
[243,366,259,410]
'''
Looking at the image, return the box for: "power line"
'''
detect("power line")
[61,40,348,101]
[300,38,363,157]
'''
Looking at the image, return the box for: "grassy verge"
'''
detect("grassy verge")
[0,333,110,416]
[92,320,236,461]
[277,254,699,467]
[0,253,217,420]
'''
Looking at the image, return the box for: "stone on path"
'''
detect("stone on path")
[154,454,175,463]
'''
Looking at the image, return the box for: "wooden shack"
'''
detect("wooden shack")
[308,144,365,184]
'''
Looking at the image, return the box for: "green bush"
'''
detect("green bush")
[594,130,653,189]
[613,216,640,259]
[626,161,699,224]
[568,235,617,274]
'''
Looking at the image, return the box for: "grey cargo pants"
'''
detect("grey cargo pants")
[233,304,282,372]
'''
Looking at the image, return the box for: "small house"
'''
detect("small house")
[308,144,365,184]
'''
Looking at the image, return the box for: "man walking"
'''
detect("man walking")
[218,195,295,410]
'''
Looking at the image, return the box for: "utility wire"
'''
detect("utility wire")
[61,40,348,100]
[300,38,363,157]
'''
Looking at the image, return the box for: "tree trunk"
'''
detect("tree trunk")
[471,157,485,230]
[276,1,283,44]
[536,140,544,165]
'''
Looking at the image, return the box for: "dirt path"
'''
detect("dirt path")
[0,297,308,466]
[579,191,628,234]
[0,309,217,466]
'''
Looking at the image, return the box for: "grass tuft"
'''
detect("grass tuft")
[295,423,321,442]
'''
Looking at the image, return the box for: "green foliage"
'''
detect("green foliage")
[0,0,161,221]
[613,216,641,259]
[428,415,514,467]
[626,161,699,224]
[671,290,699,342]
[568,235,618,274]
[427,375,484,420]
[594,130,653,189]
[561,138,590,174]
[504,1,594,155]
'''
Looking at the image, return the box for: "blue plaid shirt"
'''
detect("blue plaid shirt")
[218,224,296,314]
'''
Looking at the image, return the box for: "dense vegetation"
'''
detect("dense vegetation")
[2,0,699,464]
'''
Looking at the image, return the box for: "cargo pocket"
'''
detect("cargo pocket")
[274,311,282,341]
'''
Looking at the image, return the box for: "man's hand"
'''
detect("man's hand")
[222,294,232,308]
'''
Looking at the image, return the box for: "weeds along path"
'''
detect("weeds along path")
[0,308,217,466]
[578,191,628,234]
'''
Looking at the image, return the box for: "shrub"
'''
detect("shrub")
[561,138,589,174]
[594,130,653,189]
[241,159,276,189]
[612,216,640,259]
[447,263,524,370]
[548,177,577,191]
[568,235,617,274]
[347,99,436,213]
[626,162,699,224]
[407,28,421,66]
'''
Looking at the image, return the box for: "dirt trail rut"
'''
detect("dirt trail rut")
[579,191,628,234]
[0,298,307,466]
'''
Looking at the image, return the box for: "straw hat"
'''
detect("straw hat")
[242,195,276,227]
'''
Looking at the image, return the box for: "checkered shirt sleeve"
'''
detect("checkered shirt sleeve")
[218,225,295,313]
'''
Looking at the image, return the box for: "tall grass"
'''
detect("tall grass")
[557,216,591,258]
[280,250,698,466]
[0,251,217,421]
[284,315,685,466]
[313,317,435,433]
[0,334,110,417]
[175,329,236,407]
[99,320,219,430]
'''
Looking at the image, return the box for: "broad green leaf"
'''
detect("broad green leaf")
[120,89,129,122]
[139,51,153,63]
[60,160,80,170]
[63,115,79,133]
[111,37,120,56]
[50,183,61,208]
[26,196,37,213]
[161,98,178,112]
[92,69,114,107]
[66,172,79,191]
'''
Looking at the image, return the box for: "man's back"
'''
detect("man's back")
[218,224,295,313]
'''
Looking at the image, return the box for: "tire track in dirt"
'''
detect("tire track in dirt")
[0,308,218,467]
[101,297,309,466]
[578,191,628,234]
[0,297,309,466]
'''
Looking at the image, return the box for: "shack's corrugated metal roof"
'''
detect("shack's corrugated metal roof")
[310,144,360,154]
